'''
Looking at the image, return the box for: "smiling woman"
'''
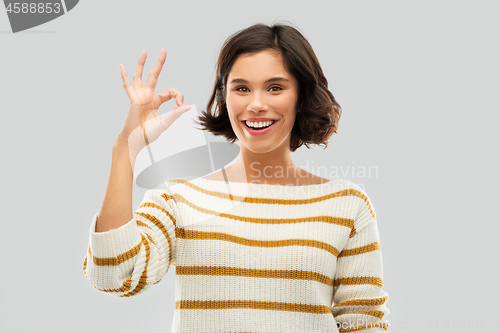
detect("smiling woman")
[197,24,341,153]
[195,23,343,185]
[83,21,390,333]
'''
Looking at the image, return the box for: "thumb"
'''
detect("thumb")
[158,104,192,132]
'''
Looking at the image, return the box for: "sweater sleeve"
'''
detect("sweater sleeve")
[82,184,179,297]
[331,188,390,332]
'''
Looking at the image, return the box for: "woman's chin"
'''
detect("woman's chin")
[241,142,280,154]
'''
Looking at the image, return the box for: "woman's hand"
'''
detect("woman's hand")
[116,49,191,155]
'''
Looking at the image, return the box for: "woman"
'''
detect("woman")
[83,23,390,333]
[196,23,338,186]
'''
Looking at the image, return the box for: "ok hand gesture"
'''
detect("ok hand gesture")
[117,49,191,155]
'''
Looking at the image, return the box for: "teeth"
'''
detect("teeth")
[245,120,274,128]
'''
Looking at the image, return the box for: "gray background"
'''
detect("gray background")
[1,1,499,332]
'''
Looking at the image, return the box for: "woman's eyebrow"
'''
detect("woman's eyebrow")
[229,77,290,85]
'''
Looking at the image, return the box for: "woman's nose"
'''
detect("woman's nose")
[247,91,268,112]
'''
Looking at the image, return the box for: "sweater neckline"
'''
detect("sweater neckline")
[195,177,333,188]
[189,177,335,198]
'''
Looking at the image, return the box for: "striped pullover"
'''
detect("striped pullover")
[83,177,390,332]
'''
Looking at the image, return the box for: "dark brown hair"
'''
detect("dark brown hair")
[195,22,342,152]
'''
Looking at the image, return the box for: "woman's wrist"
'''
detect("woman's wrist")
[113,137,139,160]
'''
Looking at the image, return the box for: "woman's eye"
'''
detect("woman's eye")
[269,86,282,92]
[236,87,249,92]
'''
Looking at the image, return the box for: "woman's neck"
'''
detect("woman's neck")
[213,153,327,186]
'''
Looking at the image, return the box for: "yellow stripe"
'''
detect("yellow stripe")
[134,212,173,266]
[176,228,340,257]
[335,310,385,320]
[144,232,156,245]
[172,193,356,237]
[175,266,333,286]
[338,242,381,258]
[174,300,332,314]
[333,296,389,308]
[83,256,87,271]
[338,322,389,332]
[136,220,152,230]
[168,178,376,220]
[333,276,383,288]
[87,242,141,266]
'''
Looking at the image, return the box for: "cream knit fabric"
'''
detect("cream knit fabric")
[83,177,390,332]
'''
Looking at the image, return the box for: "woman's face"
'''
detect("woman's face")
[225,50,299,154]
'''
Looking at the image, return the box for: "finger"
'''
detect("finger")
[171,103,192,115]
[159,104,192,132]
[167,87,184,105]
[158,87,184,105]
[145,49,167,90]
[119,64,134,99]
[132,50,147,90]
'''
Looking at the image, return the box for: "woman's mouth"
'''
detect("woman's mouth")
[242,120,278,136]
